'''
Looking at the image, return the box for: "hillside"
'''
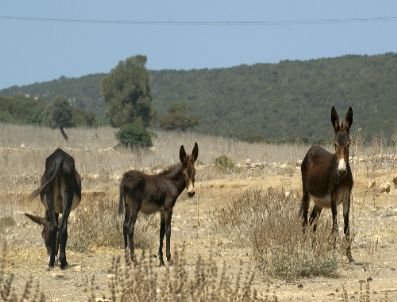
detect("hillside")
[0,95,95,127]
[2,53,397,141]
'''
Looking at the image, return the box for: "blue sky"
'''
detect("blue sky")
[0,0,396,89]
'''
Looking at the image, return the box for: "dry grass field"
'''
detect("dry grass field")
[1,123,397,301]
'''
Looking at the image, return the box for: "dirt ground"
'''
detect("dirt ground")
[1,167,397,301]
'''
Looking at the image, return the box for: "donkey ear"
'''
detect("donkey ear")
[179,145,187,164]
[343,107,353,131]
[25,213,46,226]
[192,142,199,162]
[331,106,340,132]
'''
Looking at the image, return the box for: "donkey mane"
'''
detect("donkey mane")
[158,163,183,179]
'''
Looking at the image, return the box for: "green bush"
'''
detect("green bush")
[115,120,153,148]
[214,155,237,173]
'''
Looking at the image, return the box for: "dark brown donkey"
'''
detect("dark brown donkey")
[300,107,354,262]
[25,148,81,269]
[119,143,198,266]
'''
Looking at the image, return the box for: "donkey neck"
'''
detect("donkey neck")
[163,164,187,195]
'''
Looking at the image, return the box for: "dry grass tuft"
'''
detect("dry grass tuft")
[217,188,343,280]
[69,196,157,252]
[88,245,278,302]
[0,217,16,233]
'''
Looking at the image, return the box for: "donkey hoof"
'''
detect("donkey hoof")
[60,261,69,270]
[46,265,54,271]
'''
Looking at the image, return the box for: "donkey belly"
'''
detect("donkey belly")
[140,200,164,214]
[310,191,345,208]
[310,194,332,208]
[42,194,80,213]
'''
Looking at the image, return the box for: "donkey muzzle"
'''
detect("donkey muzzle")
[337,159,347,175]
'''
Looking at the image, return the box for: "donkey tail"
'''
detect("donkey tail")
[118,178,125,215]
[29,158,63,201]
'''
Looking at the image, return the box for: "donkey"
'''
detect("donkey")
[300,107,354,263]
[25,148,81,269]
[119,143,198,266]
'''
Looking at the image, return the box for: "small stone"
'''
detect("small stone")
[280,162,288,169]
[106,274,115,280]
[379,182,391,193]
[51,272,65,279]
[72,265,82,272]
[367,276,373,282]
[367,180,376,189]
[393,176,397,188]
[298,284,303,289]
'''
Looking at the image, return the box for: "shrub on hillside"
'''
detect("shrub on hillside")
[115,120,153,149]
[214,155,238,173]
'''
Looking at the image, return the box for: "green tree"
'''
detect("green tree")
[160,102,198,131]
[42,96,75,129]
[102,55,152,127]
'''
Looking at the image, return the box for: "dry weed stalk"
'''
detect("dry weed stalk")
[339,281,390,302]
[89,245,276,301]
[0,245,45,302]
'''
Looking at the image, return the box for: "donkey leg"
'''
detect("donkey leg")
[158,212,166,266]
[343,195,354,263]
[309,205,322,233]
[330,197,339,250]
[330,198,338,234]
[123,201,131,250]
[59,194,73,269]
[127,203,139,262]
[300,188,310,231]
[165,210,173,264]
[55,213,60,264]
[45,192,58,269]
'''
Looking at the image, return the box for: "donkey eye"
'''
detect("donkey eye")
[334,142,337,148]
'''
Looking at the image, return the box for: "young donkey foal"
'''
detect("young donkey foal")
[119,143,199,266]
[25,148,81,269]
[300,107,354,262]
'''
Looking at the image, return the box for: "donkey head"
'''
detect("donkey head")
[331,107,353,176]
[179,143,199,197]
[25,213,57,255]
